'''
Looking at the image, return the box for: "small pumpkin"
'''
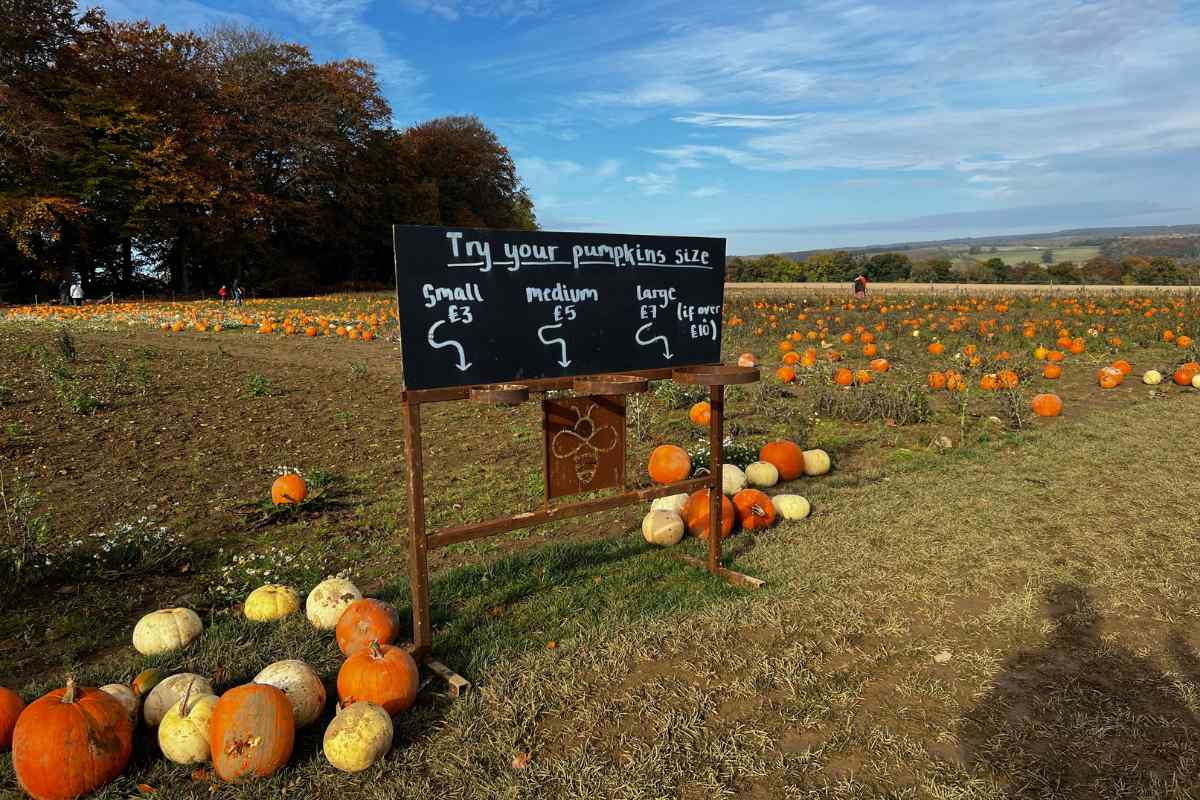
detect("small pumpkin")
[641,510,685,546]
[1042,363,1062,379]
[1143,369,1163,385]
[1192,373,1200,389]
[337,641,421,716]
[760,440,804,481]
[722,463,747,495]
[776,366,796,383]
[801,448,831,477]
[99,683,139,725]
[336,599,402,657]
[732,489,776,531]
[869,358,890,373]
[833,367,854,386]
[324,702,393,773]
[1174,366,1198,386]
[254,660,326,729]
[1031,393,1063,418]
[306,577,363,630]
[1111,359,1132,375]
[244,584,301,622]
[736,352,758,368]
[681,489,735,541]
[0,686,24,751]
[158,679,219,764]
[647,445,691,484]
[271,473,308,505]
[688,401,711,427]
[12,677,133,800]
[745,461,779,488]
[927,371,947,390]
[649,493,689,515]
[209,683,295,782]
[145,673,214,727]
[774,494,811,521]
[132,607,203,656]
[1097,366,1124,389]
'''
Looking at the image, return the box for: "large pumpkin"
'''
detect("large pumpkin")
[271,473,307,505]
[337,642,421,716]
[324,702,393,773]
[12,677,133,800]
[641,510,685,546]
[132,607,203,655]
[98,684,139,725]
[336,599,402,657]
[681,489,735,541]
[1031,393,1063,418]
[209,684,295,782]
[759,440,804,481]
[306,577,363,630]
[253,660,326,729]
[244,584,301,622]
[648,445,691,484]
[732,489,776,531]
[0,686,24,751]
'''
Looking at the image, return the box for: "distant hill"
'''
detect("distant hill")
[748,224,1200,262]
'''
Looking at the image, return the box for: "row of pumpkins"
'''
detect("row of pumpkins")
[641,439,828,546]
[0,577,415,800]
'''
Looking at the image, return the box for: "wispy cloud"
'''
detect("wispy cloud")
[689,186,723,198]
[673,112,808,129]
[625,171,676,195]
[579,80,705,108]
[401,0,548,21]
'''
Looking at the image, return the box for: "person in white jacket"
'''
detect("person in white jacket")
[69,282,84,306]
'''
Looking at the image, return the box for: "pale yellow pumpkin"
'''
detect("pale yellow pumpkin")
[745,461,779,488]
[144,673,214,727]
[99,683,139,725]
[641,510,685,546]
[253,659,326,729]
[158,681,219,764]
[132,607,203,656]
[1143,370,1163,385]
[244,584,301,622]
[721,463,747,495]
[323,702,393,773]
[1193,374,1200,389]
[306,578,363,630]
[650,493,688,515]
[774,494,812,521]
[801,449,831,477]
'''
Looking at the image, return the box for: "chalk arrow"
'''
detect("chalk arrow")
[427,320,471,371]
[636,323,673,359]
[538,322,572,367]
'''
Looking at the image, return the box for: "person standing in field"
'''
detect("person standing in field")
[232,282,242,307]
[853,273,868,299]
[69,281,84,306]
[219,284,227,303]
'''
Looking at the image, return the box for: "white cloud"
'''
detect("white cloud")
[625,172,676,195]
[595,159,622,179]
[516,157,585,186]
[673,112,809,129]
[401,0,548,21]
[689,186,723,198]
[579,80,705,108]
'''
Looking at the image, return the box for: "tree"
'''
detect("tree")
[911,258,952,283]
[1041,249,1054,265]
[984,257,1011,283]
[1047,261,1078,284]
[1080,255,1120,284]
[803,252,835,282]
[726,254,803,282]
[866,252,910,281]
[1011,261,1047,284]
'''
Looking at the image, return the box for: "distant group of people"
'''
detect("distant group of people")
[218,283,244,305]
[58,279,84,305]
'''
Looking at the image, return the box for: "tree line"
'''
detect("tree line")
[0,1,536,302]
[727,251,1199,286]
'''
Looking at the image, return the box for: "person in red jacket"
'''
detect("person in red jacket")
[853,274,868,299]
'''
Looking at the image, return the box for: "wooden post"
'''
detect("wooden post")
[707,383,724,574]
[403,399,432,661]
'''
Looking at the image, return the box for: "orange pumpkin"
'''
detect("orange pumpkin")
[1111,359,1132,376]
[1,686,25,752]
[833,367,854,387]
[1068,339,1086,355]
[209,684,295,782]
[926,342,945,355]
[1045,350,1064,363]
[775,366,796,383]
[998,369,1019,389]
[682,489,735,541]
[869,358,890,373]
[854,369,873,385]
[781,351,801,366]
[337,641,420,715]
[688,401,711,427]
[732,490,776,531]
[12,677,133,800]
[1097,366,1124,388]
[862,343,878,357]
[271,473,307,505]
[944,370,966,391]
[979,373,1000,391]
[927,371,947,390]
[1174,366,1197,386]
[648,445,691,484]
[737,352,758,368]
[1042,363,1062,379]
[760,440,804,481]
[1031,393,1063,417]
[336,599,401,657]
[1178,335,1193,349]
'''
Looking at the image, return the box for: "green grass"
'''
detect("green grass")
[952,245,1101,266]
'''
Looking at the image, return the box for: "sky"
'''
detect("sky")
[95,0,1200,254]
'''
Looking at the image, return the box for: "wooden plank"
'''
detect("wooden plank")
[401,367,684,404]
[426,476,711,550]
[679,555,765,590]
[403,400,432,661]
[707,384,724,574]
[425,659,471,698]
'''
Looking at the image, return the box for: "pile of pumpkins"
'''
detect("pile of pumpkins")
[0,576,415,800]
[642,439,829,546]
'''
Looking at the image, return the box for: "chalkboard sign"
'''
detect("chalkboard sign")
[394,225,726,390]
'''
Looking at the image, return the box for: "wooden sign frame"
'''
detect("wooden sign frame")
[401,366,763,696]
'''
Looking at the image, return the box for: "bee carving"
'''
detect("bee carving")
[551,403,620,486]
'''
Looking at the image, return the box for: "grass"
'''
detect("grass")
[951,245,1101,266]
[4,393,1199,798]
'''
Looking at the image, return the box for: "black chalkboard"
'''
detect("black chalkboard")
[394,225,726,390]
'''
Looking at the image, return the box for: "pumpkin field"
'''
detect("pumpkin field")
[3,286,1200,799]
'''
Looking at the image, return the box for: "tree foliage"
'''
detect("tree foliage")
[0,4,535,300]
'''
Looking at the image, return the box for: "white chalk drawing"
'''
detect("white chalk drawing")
[551,403,619,485]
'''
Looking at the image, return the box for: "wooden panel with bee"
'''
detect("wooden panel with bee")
[544,395,626,500]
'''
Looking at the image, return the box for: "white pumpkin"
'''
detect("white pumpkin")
[745,461,779,488]
[306,577,362,630]
[721,464,747,495]
[99,683,140,725]
[158,682,219,764]
[244,584,301,622]
[144,672,214,727]
[801,449,831,477]
[324,702,393,773]
[650,493,688,515]
[774,494,811,521]
[254,659,326,728]
[641,510,685,546]
[1192,374,1200,389]
[132,607,203,656]
[1143,370,1163,385]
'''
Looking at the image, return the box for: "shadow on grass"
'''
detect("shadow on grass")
[960,584,1200,797]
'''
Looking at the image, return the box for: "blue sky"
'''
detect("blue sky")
[96,0,1200,254]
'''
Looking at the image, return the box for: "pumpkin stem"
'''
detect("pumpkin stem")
[181,677,195,717]
[751,504,766,517]
[62,674,78,704]
[369,640,383,660]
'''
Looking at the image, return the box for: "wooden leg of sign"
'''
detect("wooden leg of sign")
[707,384,724,575]
[404,400,433,663]
[425,659,471,698]
[679,556,766,590]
